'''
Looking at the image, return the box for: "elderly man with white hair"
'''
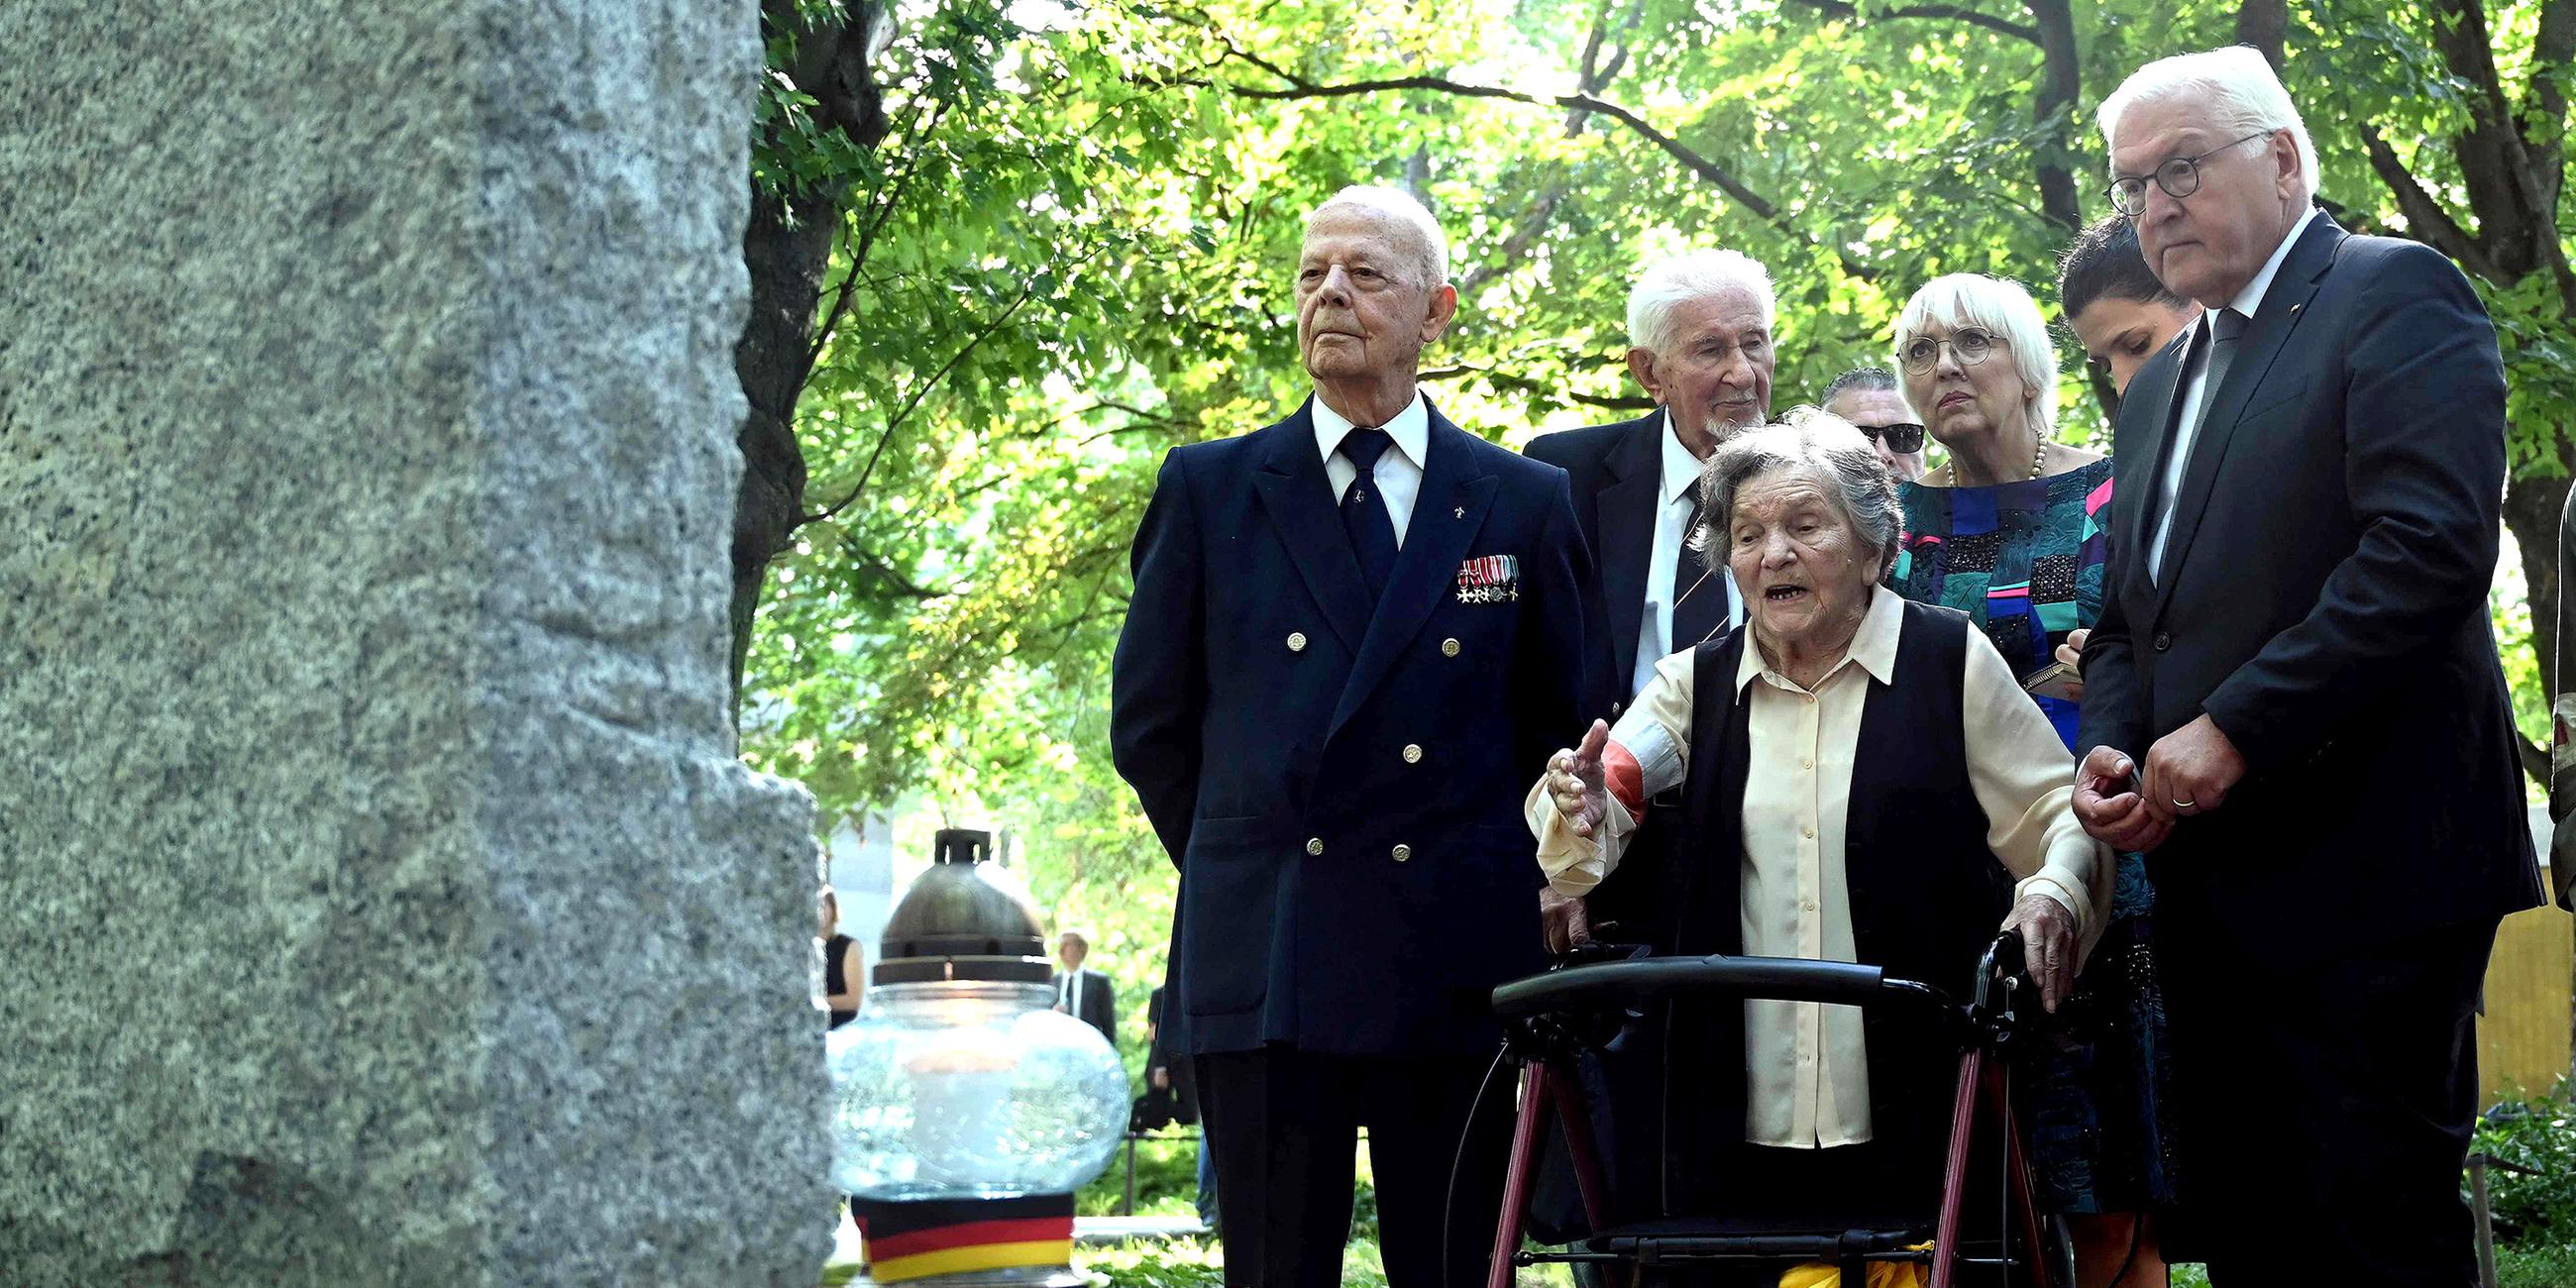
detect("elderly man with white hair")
[1114,184,1594,1288]
[1524,249,1775,954]
[2069,46,2543,1284]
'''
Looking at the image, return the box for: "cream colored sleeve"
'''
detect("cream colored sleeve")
[1960,630,2113,956]
[1526,650,1699,897]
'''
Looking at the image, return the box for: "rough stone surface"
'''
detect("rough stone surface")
[0,3,829,1283]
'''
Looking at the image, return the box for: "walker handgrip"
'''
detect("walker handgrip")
[1491,954,1902,1019]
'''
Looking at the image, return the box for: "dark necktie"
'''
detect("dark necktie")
[2150,307,2248,582]
[1338,428,1400,601]
[1670,493,1727,652]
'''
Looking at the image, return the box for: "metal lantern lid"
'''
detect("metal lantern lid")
[871,828,1053,986]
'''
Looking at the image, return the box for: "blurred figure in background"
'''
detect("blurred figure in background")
[1052,928,1117,1046]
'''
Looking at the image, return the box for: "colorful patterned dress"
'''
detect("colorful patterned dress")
[1887,457,2181,1217]
[1887,458,2113,750]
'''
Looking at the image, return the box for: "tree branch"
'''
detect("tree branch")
[1782,0,2039,44]
[798,280,1041,526]
[1419,363,1656,411]
[2359,131,2500,279]
[1205,54,1879,278]
[2233,0,2288,69]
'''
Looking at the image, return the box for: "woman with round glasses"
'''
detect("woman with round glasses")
[1889,273,2177,1288]
[1885,273,2109,747]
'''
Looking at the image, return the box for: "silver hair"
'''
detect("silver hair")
[1691,407,1904,581]
[2097,46,2319,204]
[1308,184,1450,287]
[1891,273,2059,447]
[1627,249,1777,359]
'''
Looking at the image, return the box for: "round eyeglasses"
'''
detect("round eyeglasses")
[2106,131,2277,217]
[1898,327,2007,376]
[1853,421,1927,453]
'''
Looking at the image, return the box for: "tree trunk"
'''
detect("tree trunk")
[730,187,836,708]
[728,0,892,721]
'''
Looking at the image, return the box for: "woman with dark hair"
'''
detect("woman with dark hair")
[2059,214,2199,396]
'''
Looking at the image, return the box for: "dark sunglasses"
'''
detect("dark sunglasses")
[1853,421,1926,453]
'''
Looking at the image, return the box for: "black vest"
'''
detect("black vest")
[1656,600,2008,1204]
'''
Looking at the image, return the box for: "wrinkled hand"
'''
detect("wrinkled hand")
[2142,714,2246,826]
[2072,745,2170,853]
[1151,1066,1170,1091]
[1547,719,1613,838]
[1540,886,1592,955]
[2052,628,2090,702]
[2006,892,2079,1014]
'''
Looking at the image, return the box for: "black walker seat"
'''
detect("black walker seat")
[1482,934,2065,1288]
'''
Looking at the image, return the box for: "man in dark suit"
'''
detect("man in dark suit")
[1112,184,1592,1288]
[2074,48,2545,1284]
[1522,250,1769,950]
[1049,928,1116,1044]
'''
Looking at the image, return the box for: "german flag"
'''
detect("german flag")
[853,1193,1076,1283]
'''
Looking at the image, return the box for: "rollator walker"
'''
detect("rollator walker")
[1483,931,2071,1288]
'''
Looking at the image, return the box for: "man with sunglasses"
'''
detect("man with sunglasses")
[1818,367,1925,482]
[2072,47,2542,1284]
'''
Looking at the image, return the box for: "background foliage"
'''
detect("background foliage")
[741,0,2573,1007]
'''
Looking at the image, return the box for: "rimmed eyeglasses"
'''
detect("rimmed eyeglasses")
[1898,327,2008,376]
[2106,131,2277,217]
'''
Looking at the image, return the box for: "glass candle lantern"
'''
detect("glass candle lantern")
[826,829,1127,1286]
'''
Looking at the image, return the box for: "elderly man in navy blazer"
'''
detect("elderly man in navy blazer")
[1112,185,1593,1288]
[1523,249,1771,950]
[2073,48,2544,1284]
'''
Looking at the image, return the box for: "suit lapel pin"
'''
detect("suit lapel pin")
[1453,506,1464,519]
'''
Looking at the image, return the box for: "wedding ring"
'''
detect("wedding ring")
[2172,798,2198,809]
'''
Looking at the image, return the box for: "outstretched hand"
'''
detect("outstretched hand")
[1547,719,1612,838]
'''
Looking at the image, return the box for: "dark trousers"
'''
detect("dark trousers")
[1195,1046,1512,1288]
[2160,914,2498,1286]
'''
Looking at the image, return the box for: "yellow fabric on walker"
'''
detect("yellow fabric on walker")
[1775,1242,1934,1288]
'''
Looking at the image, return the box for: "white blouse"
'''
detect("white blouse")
[1525,586,2108,1148]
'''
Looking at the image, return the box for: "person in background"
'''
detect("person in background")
[2048,214,2199,695]
[1051,928,1117,1046]
[2060,214,2200,398]
[2076,47,2542,1282]
[1146,983,1219,1232]
[1818,367,1926,483]
[1524,247,1772,953]
[820,887,860,1028]
[1886,273,2108,746]
[1883,272,2171,1286]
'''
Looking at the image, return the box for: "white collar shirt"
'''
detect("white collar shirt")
[2149,206,2319,582]
[1632,417,1746,698]
[1312,389,1430,546]
[1526,586,2109,1147]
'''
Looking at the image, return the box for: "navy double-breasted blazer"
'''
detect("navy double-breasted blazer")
[1111,396,1594,1056]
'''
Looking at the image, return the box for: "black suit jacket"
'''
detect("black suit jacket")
[1111,396,1594,1056]
[1053,968,1116,1043]
[1525,408,1666,725]
[2077,214,2544,953]
[1523,409,1688,944]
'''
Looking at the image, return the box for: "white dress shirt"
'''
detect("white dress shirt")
[1312,389,1429,546]
[2148,206,2319,584]
[1633,421,1746,698]
[1526,587,2109,1147]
